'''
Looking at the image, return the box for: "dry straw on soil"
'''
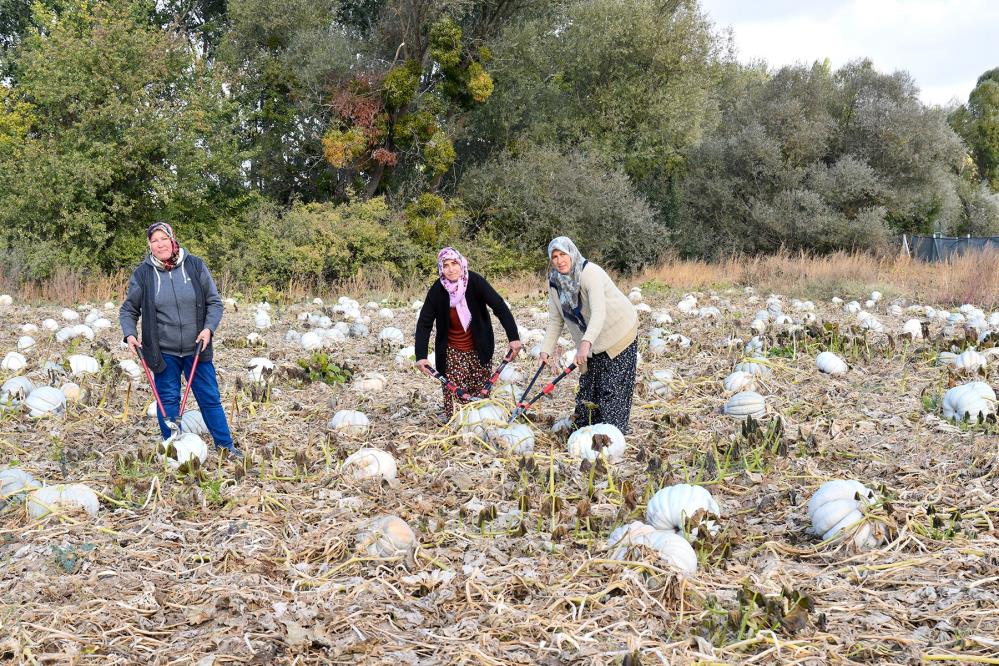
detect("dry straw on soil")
[1,255,998,665]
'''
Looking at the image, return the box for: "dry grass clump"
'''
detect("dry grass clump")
[638,249,999,307]
[6,249,999,309]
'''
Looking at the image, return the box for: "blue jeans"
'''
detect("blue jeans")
[153,353,233,447]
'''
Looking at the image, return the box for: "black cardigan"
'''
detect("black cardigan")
[415,271,519,374]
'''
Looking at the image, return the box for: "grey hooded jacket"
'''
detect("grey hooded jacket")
[119,251,223,373]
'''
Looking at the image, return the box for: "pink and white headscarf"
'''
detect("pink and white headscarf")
[437,247,471,331]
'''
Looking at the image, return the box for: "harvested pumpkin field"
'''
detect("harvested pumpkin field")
[2,283,998,665]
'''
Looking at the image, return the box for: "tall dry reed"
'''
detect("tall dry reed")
[3,251,998,308]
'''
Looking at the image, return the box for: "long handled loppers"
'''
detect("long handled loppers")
[421,348,518,403]
[508,363,577,423]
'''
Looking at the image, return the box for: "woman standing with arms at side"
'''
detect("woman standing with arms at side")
[120,222,242,457]
[415,247,522,419]
[539,236,639,433]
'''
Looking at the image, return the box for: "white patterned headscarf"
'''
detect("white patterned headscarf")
[547,236,587,311]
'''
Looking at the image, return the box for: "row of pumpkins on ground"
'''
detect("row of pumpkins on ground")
[0,452,882,572]
[319,406,886,570]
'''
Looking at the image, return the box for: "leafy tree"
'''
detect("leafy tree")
[950,68,999,191]
[676,59,983,257]
[459,143,662,271]
[467,0,722,213]
[0,0,243,277]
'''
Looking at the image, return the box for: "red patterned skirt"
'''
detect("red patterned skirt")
[442,346,491,417]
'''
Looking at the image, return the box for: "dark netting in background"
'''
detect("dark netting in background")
[903,234,999,262]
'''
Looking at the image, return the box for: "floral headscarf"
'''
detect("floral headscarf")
[146,222,181,271]
[438,247,471,331]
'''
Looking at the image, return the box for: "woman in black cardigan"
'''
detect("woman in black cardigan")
[415,247,522,417]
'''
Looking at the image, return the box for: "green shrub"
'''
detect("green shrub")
[296,352,353,386]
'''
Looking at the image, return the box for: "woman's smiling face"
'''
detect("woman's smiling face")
[148,230,174,261]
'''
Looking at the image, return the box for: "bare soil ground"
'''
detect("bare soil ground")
[1,285,997,665]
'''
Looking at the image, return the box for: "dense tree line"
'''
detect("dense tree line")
[1,0,996,282]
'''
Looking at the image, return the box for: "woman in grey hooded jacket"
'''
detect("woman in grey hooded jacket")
[119,222,240,457]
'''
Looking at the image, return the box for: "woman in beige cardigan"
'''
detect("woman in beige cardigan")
[539,236,639,433]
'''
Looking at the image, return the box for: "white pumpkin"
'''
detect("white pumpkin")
[0,468,39,506]
[652,311,673,325]
[551,417,574,434]
[734,359,771,378]
[377,307,394,320]
[342,447,397,481]
[456,403,508,439]
[0,294,11,306]
[42,318,59,331]
[24,386,66,418]
[159,432,208,470]
[61,308,79,321]
[353,372,387,393]
[744,336,764,354]
[936,351,957,367]
[118,359,142,381]
[698,306,721,319]
[300,331,324,351]
[180,410,209,436]
[254,309,272,329]
[491,383,522,405]
[493,424,535,454]
[816,351,848,375]
[724,391,766,419]
[648,337,668,356]
[676,295,697,314]
[27,483,99,519]
[499,365,523,383]
[629,529,698,574]
[1,376,35,408]
[60,382,82,402]
[607,521,657,559]
[356,515,416,558]
[1,352,27,372]
[723,371,755,393]
[665,333,691,348]
[902,319,924,339]
[646,483,721,538]
[285,329,302,344]
[628,289,643,304]
[567,423,626,462]
[245,357,275,383]
[942,382,996,421]
[647,369,674,397]
[378,327,405,348]
[329,410,370,436]
[950,349,987,374]
[68,354,100,376]
[807,479,884,549]
[394,345,417,367]
[56,324,94,342]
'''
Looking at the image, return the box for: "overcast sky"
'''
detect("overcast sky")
[699,0,998,107]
